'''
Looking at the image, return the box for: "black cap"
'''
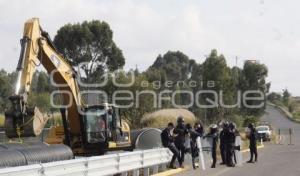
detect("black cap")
[229,122,236,129]
[168,122,174,127]
[177,116,185,123]
[186,123,192,130]
[223,121,229,128]
[248,123,254,128]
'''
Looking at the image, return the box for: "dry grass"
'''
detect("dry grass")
[292,99,300,120]
[0,114,4,127]
[141,109,196,128]
[289,98,300,121]
[293,112,300,120]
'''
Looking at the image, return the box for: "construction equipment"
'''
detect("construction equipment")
[4,18,131,156]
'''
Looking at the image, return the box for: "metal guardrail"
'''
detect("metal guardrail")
[0,148,172,176]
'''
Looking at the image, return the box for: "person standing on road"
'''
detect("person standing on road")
[224,122,236,167]
[186,123,202,169]
[174,116,188,168]
[219,121,229,165]
[205,124,219,168]
[184,124,192,154]
[247,123,258,163]
[161,122,179,169]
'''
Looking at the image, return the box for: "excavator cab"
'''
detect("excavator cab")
[43,103,131,155]
[81,104,131,154]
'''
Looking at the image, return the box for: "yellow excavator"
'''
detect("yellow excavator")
[4,18,131,156]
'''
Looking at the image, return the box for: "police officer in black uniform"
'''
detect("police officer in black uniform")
[219,121,228,165]
[206,124,218,168]
[194,122,204,137]
[174,116,188,168]
[186,123,202,169]
[247,123,258,163]
[224,122,236,167]
[161,122,179,169]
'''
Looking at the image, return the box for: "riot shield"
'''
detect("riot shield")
[196,137,206,170]
[201,136,213,152]
[233,135,243,166]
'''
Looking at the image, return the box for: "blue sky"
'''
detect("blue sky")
[0,0,299,95]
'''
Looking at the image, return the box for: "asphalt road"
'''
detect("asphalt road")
[177,106,300,176]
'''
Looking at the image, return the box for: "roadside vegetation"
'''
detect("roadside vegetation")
[268,89,300,123]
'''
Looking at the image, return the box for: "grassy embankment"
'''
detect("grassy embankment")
[269,98,300,123]
[292,98,300,121]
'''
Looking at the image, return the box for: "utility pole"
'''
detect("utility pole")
[234,56,239,85]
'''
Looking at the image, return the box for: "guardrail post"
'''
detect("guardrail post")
[133,169,140,176]
[152,165,159,174]
[121,172,128,176]
[143,167,150,176]
[39,163,45,176]
[141,149,149,176]
[132,150,142,176]
[289,128,294,145]
[117,153,121,174]
[84,158,88,176]
[278,129,282,145]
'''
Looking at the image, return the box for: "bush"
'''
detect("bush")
[273,100,284,107]
[28,92,51,112]
[293,112,300,120]
[242,116,258,127]
[227,114,243,128]
[288,104,295,113]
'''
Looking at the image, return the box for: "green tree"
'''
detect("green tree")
[28,92,51,112]
[146,51,196,109]
[267,92,282,102]
[282,89,291,101]
[242,61,268,91]
[150,51,192,82]
[0,70,13,112]
[201,49,233,122]
[36,71,50,93]
[282,88,292,111]
[241,60,269,115]
[54,20,125,83]
[243,116,258,127]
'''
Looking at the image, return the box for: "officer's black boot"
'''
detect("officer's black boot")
[192,157,197,169]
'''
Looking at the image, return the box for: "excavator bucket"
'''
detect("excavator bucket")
[5,105,48,138]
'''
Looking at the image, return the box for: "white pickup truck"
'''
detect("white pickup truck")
[256,125,272,141]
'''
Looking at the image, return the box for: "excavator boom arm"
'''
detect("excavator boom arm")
[5,18,83,139]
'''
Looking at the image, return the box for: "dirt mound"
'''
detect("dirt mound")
[141,109,196,128]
